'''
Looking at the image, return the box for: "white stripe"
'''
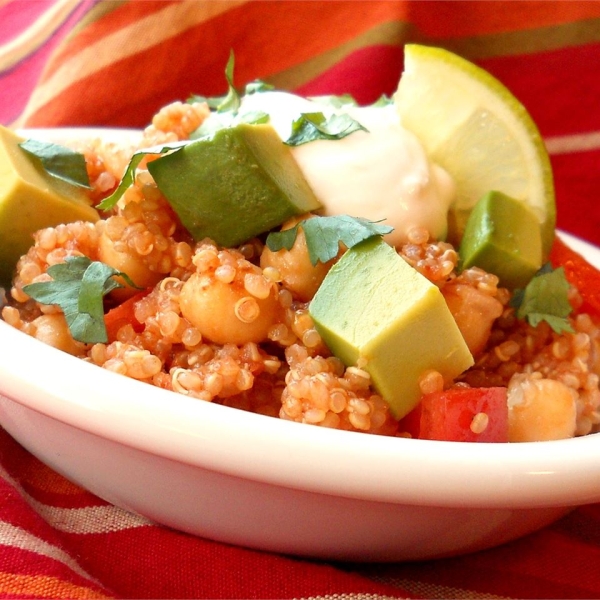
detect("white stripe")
[545,131,600,155]
[0,0,83,72]
[34,502,153,535]
[0,520,101,586]
[0,463,152,534]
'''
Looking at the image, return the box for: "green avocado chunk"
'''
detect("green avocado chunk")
[309,237,473,419]
[147,123,322,248]
[458,190,543,289]
[0,126,99,289]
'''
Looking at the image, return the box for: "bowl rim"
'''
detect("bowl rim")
[2,129,600,512]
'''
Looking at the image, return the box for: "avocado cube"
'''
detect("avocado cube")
[459,190,542,289]
[147,123,322,248]
[0,126,99,288]
[309,238,473,419]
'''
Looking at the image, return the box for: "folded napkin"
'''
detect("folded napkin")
[1,1,600,598]
[1,424,600,599]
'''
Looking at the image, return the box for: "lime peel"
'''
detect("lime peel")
[394,44,555,258]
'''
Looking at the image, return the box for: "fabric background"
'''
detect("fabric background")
[1,1,600,598]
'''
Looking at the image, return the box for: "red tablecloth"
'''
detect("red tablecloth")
[1,2,600,598]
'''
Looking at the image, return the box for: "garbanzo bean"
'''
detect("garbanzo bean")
[260,215,339,302]
[442,282,503,357]
[508,374,577,441]
[32,314,85,356]
[179,246,280,345]
[98,229,162,295]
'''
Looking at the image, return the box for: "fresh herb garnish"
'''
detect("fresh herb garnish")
[188,53,273,140]
[370,94,393,107]
[284,112,368,146]
[187,92,227,110]
[23,256,139,343]
[266,215,393,265]
[309,93,358,109]
[96,141,189,211]
[19,139,91,189]
[217,50,241,113]
[187,51,243,112]
[190,107,270,140]
[509,263,574,334]
[244,80,275,95]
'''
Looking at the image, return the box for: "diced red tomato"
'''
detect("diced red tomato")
[104,288,151,342]
[418,387,508,443]
[549,236,600,318]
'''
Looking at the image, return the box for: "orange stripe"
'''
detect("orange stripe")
[21,1,409,127]
[40,0,404,85]
[0,572,110,599]
[21,0,600,128]
[41,0,237,81]
[22,462,85,496]
[19,0,249,125]
[221,1,410,83]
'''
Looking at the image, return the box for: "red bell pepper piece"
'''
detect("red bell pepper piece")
[104,288,151,342]
[549,236,600,317]
[419,387,508,442]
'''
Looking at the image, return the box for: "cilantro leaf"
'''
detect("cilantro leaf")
[189,112,236,140]
[23,256,139,344]
[19,139,91,189]
[266,215,393,265]
[218,50,241,113]
[309,93,358,109]
[96,141,189,211]
[187,92,227,110]
[190,107,270,140]
[245,80,275,95]
[370,94,393,107]
[510,264,574,334]
[284,112,368,146]
[190,54,269,111]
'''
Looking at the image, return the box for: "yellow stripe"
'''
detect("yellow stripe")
[0,0,83,72]
[66,0,127,40]
[439,17,600,60]
[0,572,110,599]
[268,16,600,93]
[269,19,412,91]
[17,0,247,125]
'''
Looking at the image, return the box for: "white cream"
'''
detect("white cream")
[238,91,456,246]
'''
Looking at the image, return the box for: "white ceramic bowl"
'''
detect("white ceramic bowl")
[1,129,600,562]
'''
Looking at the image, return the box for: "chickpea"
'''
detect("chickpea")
[507,374,577,442]
[98,230,161,297]
[442,283,503,356]
[179,273,279,345]
[32,314,86,356]
[260,215,338,302]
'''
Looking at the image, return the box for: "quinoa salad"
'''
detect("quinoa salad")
[2,48,600,444]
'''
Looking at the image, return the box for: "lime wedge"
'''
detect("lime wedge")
[394,44,555,258]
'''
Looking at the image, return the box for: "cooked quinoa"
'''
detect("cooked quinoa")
[3,100,600,441]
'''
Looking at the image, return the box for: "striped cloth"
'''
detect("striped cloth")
[1,1,600,598]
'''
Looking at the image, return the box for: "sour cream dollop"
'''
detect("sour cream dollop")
[238,91,455,246]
